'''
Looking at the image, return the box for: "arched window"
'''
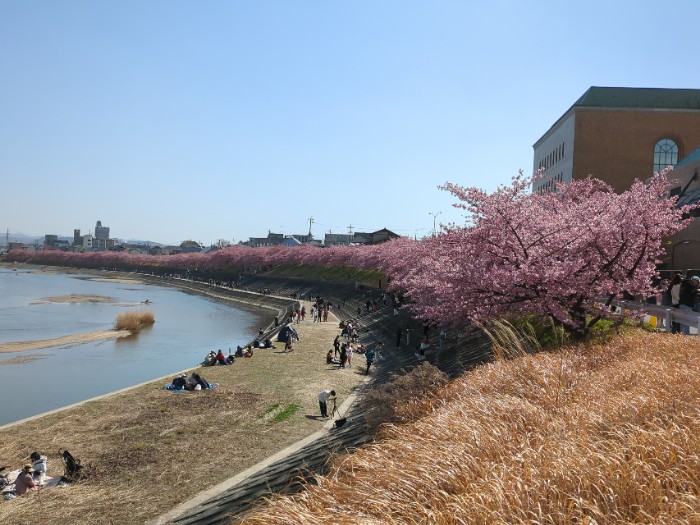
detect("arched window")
[653,139,679,174]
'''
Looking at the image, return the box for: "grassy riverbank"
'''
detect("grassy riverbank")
[0,275,367,524]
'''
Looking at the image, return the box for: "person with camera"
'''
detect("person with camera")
[318,389,336,418]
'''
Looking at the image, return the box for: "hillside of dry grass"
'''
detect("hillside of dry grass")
[238,330,700,524]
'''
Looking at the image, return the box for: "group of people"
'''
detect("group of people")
[234,345,255,358]
[339,319,360,342]
[170,372,212,391]
[310,303,330,322]
[2,451,49,499]
[328,332,383,374]
[203,349,235,366]
[667,273,700,334]
[201,341,266,366]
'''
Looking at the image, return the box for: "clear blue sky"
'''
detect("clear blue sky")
[3,1,699,246]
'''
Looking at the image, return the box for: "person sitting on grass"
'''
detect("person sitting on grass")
[216,349,227,365]
[191,372,211,389]
[235,345,244,358]
[326,349,340,365]
[263,338,275,349]
[243,345,254,358]
[171,374,188,389]
[14,464,37,496]
[30,452,48,476]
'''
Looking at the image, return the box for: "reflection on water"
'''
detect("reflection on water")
[0,268,271,425]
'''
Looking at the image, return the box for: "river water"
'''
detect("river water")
[0,267,271,425]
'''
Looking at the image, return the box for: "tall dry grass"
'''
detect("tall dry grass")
[114,309,155,332]
[237,330,700,524]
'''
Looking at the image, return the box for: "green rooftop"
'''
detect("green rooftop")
[574,87,700,110]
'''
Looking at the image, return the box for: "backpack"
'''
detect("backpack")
[59,449,83,481]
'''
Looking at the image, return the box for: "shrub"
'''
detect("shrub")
[360,363,448,431]
[115,310,155,332]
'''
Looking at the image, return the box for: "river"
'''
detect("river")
[0,267,272,425]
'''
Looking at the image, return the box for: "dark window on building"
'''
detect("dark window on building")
[653,139,679,174]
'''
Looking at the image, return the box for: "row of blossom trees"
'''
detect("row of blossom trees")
[7,170,691,338]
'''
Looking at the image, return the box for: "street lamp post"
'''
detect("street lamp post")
[429,211,442,236]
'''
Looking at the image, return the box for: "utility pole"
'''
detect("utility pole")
[308,216,314,238]
[429,212,442,236]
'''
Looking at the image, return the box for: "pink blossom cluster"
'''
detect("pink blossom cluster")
[383,170,693,337]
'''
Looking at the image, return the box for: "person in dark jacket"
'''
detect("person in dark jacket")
[678,275,699,335]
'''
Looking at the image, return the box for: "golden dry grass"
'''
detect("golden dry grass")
[237,330,700,524]
[114,309,155,332]
[0,302,364,524]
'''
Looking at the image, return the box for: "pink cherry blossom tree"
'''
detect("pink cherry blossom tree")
[384,170,694,338]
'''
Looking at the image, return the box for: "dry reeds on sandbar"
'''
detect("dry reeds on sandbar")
[237,330,700,525]
[115,310,155,333]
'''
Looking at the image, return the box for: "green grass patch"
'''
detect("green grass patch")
[264,264,385,287]
[260,403,282,418]
[271,403,300,423]
[258,403,300,423]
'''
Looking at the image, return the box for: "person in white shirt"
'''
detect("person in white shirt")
[318,389,336,418]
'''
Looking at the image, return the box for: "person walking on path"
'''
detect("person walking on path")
[339,344,348,369]
[365,347,375,374]
[318,389,336,418]
[333,335,341,357]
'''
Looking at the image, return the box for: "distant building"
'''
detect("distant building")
[73,229,83,246]
[533,86,700,194]
[82,234,94,250]
[324,228,399,246]
[95,221,110,240]
[44,234,58,246]
[281,237,302,247]
[8,242,35,253]
[71,221,114,251]
[323,233,354,246]
[245,231,309,248]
